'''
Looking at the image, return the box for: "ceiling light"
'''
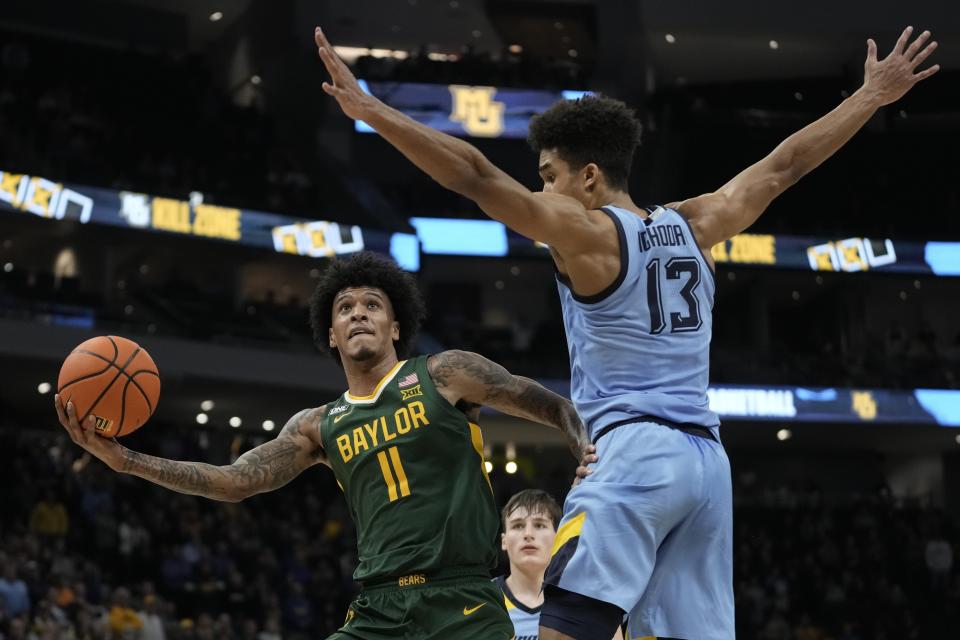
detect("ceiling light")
[3,263,12,272]
[250,75,262,86]
[769,40,779,50]
[505,461,518,474]
[37,382,51,395]
[196,413,209,425]
[201,400,214,412]
[794,92,803,101]
[229,417,242,428]
[262,420,275,431]
[484,461,493,473]
[508,44,522,54]
[209,11,223,22]
[568,49,578,58]
[665,33,676,44]
[776,428,791,441]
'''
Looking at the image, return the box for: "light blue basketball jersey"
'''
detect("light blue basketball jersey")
[494,576,541,640]
[557,205,718,440]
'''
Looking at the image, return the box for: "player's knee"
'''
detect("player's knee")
[539,585,623,640]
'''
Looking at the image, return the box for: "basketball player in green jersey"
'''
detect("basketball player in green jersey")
[54,251,590,640]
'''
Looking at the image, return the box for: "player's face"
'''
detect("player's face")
[501,507,556,572]
[329,287,400,363]
[538,148,598,207]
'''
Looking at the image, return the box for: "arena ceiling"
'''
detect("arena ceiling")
[2,0,956,84]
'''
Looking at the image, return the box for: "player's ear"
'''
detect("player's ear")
[500,532,507,551]
[390,320,400,341]
[583,163,600,192]
[329,327,337,349]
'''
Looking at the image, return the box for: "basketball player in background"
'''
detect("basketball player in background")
[55,251,590,640]
[498,490,622,640]
[316,24,939,639]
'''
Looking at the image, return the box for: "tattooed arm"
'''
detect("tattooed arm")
[427,350,589,459]
[55,394,328,502]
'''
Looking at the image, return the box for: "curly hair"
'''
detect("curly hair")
[309,252,426,366]
[527,94,642,190]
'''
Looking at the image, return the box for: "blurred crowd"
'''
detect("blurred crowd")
[734,485,960,638]
[0,426,359,639]
[1,426,959,639]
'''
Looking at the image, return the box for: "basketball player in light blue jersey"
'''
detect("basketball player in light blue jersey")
[315,25,939,639]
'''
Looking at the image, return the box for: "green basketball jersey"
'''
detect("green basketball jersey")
[320,355,499,583]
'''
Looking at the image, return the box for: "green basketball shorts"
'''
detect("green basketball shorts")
[327,569,514,640]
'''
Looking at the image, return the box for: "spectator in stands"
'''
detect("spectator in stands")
[138,593,166,640]
[108,587,143,639]
[0,562,30,618]
[926,528,954,592]
[28,488,69,538]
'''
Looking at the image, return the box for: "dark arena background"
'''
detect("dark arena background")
[1,1,960,638]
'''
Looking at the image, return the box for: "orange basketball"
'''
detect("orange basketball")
[57,335,161,438]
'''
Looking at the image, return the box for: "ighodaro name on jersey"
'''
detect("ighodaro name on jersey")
[334,400,430,463]
[638,223,688,253]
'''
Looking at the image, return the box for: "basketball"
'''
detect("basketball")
[57,335,161,438]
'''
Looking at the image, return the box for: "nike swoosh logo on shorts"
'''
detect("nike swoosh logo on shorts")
[463,602,486,616]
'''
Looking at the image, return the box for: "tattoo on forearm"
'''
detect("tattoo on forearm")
[119,406,326,501]
[429,351,587,457]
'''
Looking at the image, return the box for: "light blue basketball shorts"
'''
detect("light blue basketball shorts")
[544,418,734,640]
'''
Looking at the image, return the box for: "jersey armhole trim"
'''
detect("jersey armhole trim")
[555,206,629,305]
[671,207,717,286]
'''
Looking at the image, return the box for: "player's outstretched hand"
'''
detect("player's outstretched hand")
[55,395,123,471]
[572,444,598,488]
[862,26,939,106]
[314,26,378,121]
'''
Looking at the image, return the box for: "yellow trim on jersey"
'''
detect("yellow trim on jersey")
[551,511,586,556]
[503,594,516,611]
[468,422,493,493]
[344,360,406,404]
[625,620,655,640]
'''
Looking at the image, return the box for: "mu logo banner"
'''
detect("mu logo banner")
[851,391,878,421]
[448,85,505,137]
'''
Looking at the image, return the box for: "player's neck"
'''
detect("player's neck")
[595,188,640,215]
[342,353,401,397]
[506,567,545,607]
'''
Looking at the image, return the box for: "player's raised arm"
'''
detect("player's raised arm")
[673,26,940,250]
[313,27,600,253]
[56,395,328,502]
[426,350,589,459]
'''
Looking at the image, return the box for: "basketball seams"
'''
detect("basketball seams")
[118,377,131,436]
[57,361,114,395]
[127,370,158,414]
[82,347,142,429]
[105,335,120,363]
[73,350,115,366]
